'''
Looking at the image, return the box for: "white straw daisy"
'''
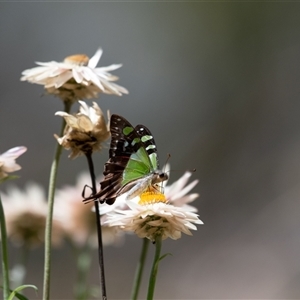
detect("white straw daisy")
[21,48,128,102]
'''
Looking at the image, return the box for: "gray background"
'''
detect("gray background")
[1,2,300,299]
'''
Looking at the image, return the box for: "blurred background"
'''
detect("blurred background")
[1,2,300,299]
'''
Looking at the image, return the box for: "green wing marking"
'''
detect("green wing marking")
[122,147,153,186]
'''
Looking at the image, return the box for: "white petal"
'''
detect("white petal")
[1,162,21,172]
[95,63,123,73]
[72,68,84,83]
[60,114,81,129]
[84,68,104,90]
[21,66,51,77]
[101,80,128,95]
[52,72,73,88]
[88,48,103,69]
[78,100,89,115]
[174,179,199,199]
[173,194,199,206]
[1,147,27,159]
[77,115,93,131]
[166,172,192,197]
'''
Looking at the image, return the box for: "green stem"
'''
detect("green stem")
[42,101,72,300]
[0,194,10,300]
[147,236,162,300]
[131,238,150,300]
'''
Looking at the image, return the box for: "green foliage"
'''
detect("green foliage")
[7,285,38,300]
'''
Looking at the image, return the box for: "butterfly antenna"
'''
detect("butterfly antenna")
[157,154,171,194]
[167,167,196,173]
[162,153,171,174]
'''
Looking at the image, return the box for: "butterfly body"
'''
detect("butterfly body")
[121,172,167,200]
[84,114,168,205]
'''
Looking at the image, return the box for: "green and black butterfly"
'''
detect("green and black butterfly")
[83,114,168,205]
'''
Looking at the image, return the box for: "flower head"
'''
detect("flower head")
[1,183,62,248]
[104,186,203,242]
[0,146,27,182]
[21,48,128,102]
[54,172,123,247]
[55,101,110,158]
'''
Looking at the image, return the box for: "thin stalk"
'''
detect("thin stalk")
[43,100,72,300]
[147,236,162,300]
[85,152,107,300]
[131,238,150,300]
[0,195,10,300]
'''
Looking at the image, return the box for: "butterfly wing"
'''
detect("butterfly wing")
[83,114,157,205]
[121,126,157,186]
[135,125,159,170]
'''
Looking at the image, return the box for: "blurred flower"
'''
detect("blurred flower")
[100,214,125,247]
[54,172,123,247]
[55,101,110,158]
[1,183,62,248]
[104,189,203,242]
[0,146,27,183]
[21,48,128,102]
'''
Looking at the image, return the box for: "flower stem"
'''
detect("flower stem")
[147,236,162,300]
[85,152,107,300]
[131,238,150,300]
[42,100,72,300]
[0,195,10,300]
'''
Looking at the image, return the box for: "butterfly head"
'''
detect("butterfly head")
[152,171,168,185]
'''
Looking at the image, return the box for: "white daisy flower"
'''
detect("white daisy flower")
[21,48,128,102]
[55,101,110,158]
[104,190,203,242]
[0,146,27,182]
[1,183,63,248]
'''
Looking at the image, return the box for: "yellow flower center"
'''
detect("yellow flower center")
[64,54,89,66]
[138,191,167,205]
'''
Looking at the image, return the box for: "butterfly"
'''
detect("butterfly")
[83,114,169,205]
